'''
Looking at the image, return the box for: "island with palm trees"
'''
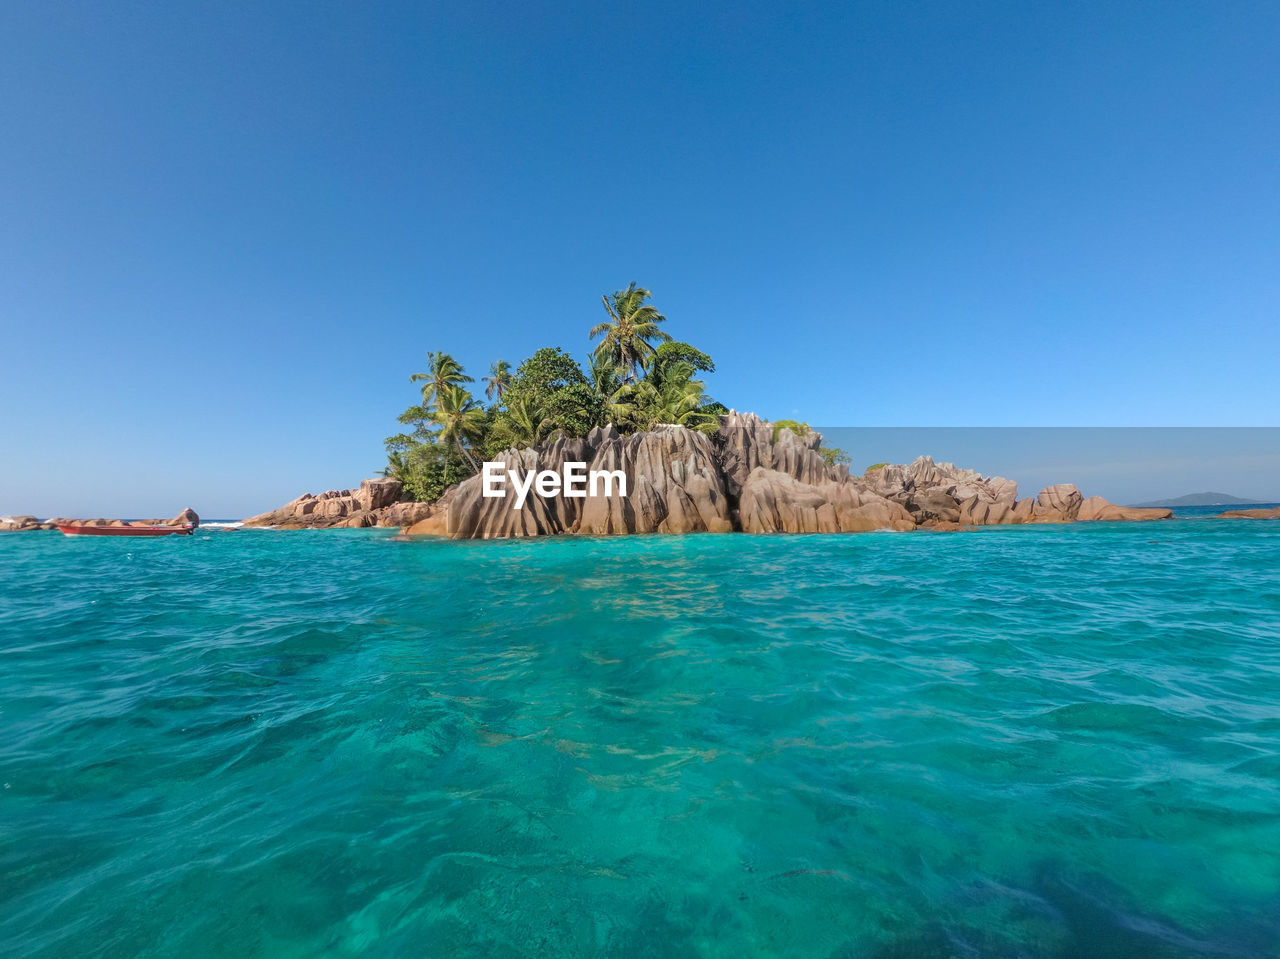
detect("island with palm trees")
[241,284,1175,535]
[380,283,749,505]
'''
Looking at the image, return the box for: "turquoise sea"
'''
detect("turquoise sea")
[2,517,1279,958]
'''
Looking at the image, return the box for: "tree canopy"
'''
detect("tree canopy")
[382,285,740,501]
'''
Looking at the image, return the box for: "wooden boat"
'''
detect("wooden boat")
[57,524,194,537]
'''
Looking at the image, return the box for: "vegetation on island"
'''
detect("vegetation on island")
[383,284,842,502]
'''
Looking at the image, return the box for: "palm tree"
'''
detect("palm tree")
[410,352,473,410]
[484,360,512,402]
[589,283,672,384]
[612,360,718,434]
[376,451,405,480]
[653,372,718,432]
[588,351,623,396]
[433,384,487,470]
[504,394,551,447]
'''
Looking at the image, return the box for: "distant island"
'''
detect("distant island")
[1131,492,1268,508]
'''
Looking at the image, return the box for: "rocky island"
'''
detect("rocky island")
[242,412,1172,538]
[1,509,199,533]
[238,284,1185,540]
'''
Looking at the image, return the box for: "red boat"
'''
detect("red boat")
[57,524,194,537]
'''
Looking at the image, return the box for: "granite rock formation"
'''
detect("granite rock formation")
[1215,506,1280,519]
[1077,497,1174,522]
[242,479,406,529]
[4,508,201,532]
[0,515,51,531]
[240,411,1173,538]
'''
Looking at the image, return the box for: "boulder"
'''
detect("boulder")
[357,478,403,512]
[1031,484,1083,523]
[958,496,1022,526]
[243,493,317,527]
[378,501,439,527]
[315,497,354,520]
[1215,506,1280,519]
[712,411,778,500]
[404,507,449,536]
[863,455,1017,512]
[739,468,914,534]
[893,488,962,524]
[337,510,377,528]
[1077,496,1173,522]
[171,507,200,527]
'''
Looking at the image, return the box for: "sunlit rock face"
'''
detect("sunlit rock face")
[238,412,1174,538]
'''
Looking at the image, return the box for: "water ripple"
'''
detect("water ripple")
[1,521,1279,958]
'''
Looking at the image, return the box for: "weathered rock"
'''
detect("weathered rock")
[447,447,573,539]
[245,487,367,527]
[1010,498,1036,523]
[893,488,963,524]
[576,426,733,535]
[1077,496,1173,522]
[958,496,1024,526]
[238,413,1185,538]
[357,478,402,512]
[1215,506,1280,519]
[172,507,200,527]
[739,468,914,534]
[712,411,778,500]
[246,479,445,530]
[1031,484,1084,523]
[446,425,734,538]
[863,455,1017,511]
[315,497,353,520]
[377,501,438,527]
[404,507,449,536]
[243,493,316,527]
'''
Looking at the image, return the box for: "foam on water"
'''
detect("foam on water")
[2,520,1278,958]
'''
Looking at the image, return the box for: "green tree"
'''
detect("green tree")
[484,360,512,402]
[588,352,631,426]
[410,351,473,410]
[490,347,603,444]
[486,393,551,452]
[589,283,672,383]
[382,434,473,502]
[433,383,487,470]
[612,357,718,434]
[649,341,715,380]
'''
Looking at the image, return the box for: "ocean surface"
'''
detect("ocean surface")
[2,517,1278,958]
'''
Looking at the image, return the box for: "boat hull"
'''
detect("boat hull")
[57,525,194,537]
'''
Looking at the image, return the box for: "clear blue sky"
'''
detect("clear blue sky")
[2,1,1277,517]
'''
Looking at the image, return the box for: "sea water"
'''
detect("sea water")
[2,519,1278,958]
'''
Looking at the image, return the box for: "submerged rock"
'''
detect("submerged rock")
[1077,497,1174,522]
[1215,505,1280,519]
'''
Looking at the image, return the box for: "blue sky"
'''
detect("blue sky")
[2,2,1277,517]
